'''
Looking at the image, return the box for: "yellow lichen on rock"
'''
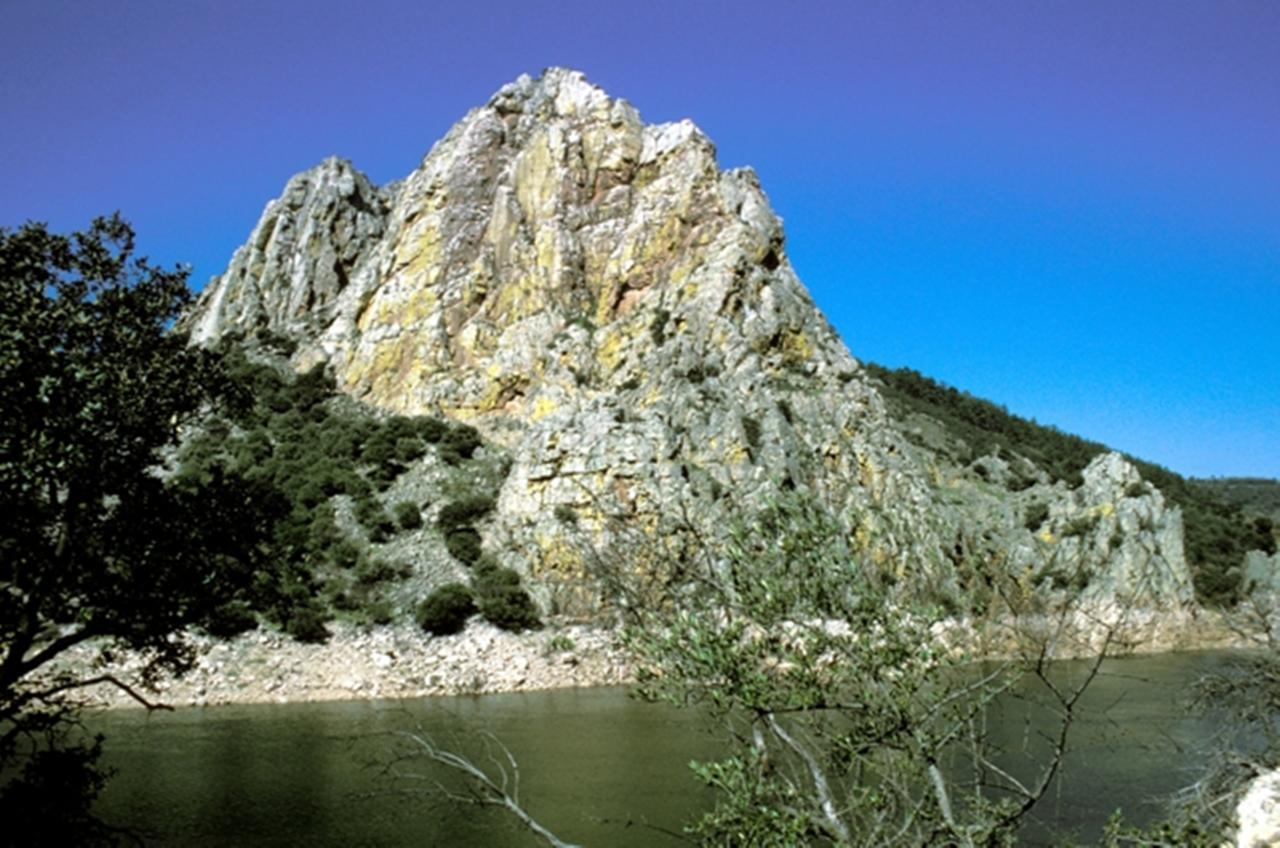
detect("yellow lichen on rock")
[781,328,813,364]
[531,395,558,421]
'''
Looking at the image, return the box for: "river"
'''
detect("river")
[91,651,1234,846]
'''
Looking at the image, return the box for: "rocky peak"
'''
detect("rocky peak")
[186,69,1195,615]
[1058,453,1192,604]
[189,156,391,346]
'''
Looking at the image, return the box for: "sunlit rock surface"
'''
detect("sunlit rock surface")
[188,68,1195,615]
[1237,768,1280,848]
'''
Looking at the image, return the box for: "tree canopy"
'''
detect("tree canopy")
[0,215,282,840]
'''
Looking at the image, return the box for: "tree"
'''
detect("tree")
[0,215,280,841]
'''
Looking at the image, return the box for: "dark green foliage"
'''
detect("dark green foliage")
[1192,477,1280,522]
[438,496,497,530]
[414,416,448,444]
[326,540,363,570]
[395,436,425,464]
[354,496,394,540]
[394,501,423,530]
[445,527,483,564]
[440,423,483,464]
[202,601,259,638]
[1061,515,1096,538]
[650,307,670,346]
[554,504,578,526]
[867,362,1267,606]
[473,566,541,631]
[0,216,286,796]
[354,557,408,586]
[255,328,298,357]
[416,584,477,635]
[283,606,330,643]
[741,415,763,454]
[0,733,120,848]
[361,427,399,468]
[176,326,487,634]
[358,596,396,627]
[776,399,794,425]
[284,364,335,411]
[477,589,541,632]
[1023,502,1050,531]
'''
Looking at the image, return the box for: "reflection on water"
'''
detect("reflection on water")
[92,652,1232,846]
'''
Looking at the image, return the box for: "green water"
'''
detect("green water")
[90,651,1233,846]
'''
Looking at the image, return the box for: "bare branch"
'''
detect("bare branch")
[762,711,850,844]
[394,731,581,848]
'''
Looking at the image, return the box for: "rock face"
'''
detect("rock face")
[187,68,1193,615]
[190,157,393,346]
[1042,452,1192,604]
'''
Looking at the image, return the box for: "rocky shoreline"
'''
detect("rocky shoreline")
[57,620,632,710]
[53,605,1258,712]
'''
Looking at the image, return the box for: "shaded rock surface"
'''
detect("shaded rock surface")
[187,68,1194,614]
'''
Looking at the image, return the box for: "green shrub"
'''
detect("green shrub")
[284,607,331,643]
[1023,503,1050,532]
[255,328,298,357]
[477,585,541,632]
[445,527,483,564]
[357,596,396,627]
[741,416,762,453]
[1061,515,1096,538]
[474,564,522,593]
[395,436,425,464]
[650,308,670,346]
[285,364,334,410]
[414,417,447,444]
[546,633,575,653]
[307,504,341,551]
[553,504,578,526]
[440,424,482,464]
[474,565,541,632]
[354,557,403,586]
[361,429,398,467]
[355,497,394,538]
[394,501,423,530]
[438,496,496,530]
[416,584,476,635]
[201,601,258,638]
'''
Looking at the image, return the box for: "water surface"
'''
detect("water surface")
[91,651,1233,846]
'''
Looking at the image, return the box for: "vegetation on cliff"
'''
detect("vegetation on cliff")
[866,363,1275,605]
[175,337,538,639]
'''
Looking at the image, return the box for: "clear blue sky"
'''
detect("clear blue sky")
[2,1,1276,478]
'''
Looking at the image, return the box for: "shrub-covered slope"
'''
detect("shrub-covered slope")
[866,363,1275,604]
[175,334,540,641]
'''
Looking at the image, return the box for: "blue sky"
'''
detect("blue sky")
[2,1,1276,477]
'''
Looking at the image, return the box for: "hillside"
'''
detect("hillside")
[1193,477,1280,523]
[866,363,1276,603]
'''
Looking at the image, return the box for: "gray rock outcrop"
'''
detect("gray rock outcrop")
[186,68,1195,616]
